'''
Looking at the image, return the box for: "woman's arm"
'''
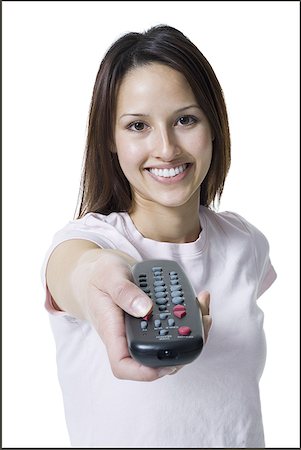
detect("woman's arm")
[46,239,152,320]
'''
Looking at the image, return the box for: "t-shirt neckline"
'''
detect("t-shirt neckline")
[121,207,208,257]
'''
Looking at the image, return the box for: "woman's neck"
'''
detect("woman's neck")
[129,201,201,244]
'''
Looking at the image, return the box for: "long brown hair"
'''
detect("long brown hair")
[76,25,231,218]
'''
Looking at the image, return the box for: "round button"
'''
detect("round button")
[178,326,191,336]
[140,321,148,330]
[159,329,169,336]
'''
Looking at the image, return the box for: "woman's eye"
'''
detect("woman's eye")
[128,121,147,132]
[177,115,197,126]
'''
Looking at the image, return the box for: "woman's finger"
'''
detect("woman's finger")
[197,290,210,315]
[196,291,212,342]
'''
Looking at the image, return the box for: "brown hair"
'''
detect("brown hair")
[76,25,231,218]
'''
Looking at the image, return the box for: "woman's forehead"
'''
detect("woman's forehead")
[116,63,197,116]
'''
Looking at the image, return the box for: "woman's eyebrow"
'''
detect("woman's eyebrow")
[174,104,201,113]
[119,105,201,120]
[119,113,150,119]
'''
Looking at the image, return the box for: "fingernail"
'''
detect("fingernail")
[131,296,152,317]
[158,367,178,378]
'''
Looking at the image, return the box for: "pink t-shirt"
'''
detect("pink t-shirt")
[41,206,276,447]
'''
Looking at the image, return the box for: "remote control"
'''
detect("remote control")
[125,260,204,367]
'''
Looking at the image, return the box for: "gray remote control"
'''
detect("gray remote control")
[125,260,204,367]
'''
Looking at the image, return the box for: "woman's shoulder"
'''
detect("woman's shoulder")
[202,206,266,237]
[49,211,132,249]
[72,211,127,227]
[201,206,272,255]
[202,207,276,294]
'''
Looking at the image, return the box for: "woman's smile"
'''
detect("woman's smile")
[145,162,192,184]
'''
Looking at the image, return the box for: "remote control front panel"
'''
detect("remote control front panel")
[125,260,204,367]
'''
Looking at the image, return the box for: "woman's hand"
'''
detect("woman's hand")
[84,257,212,381]
[79,250,179,382]
[70,247,212,382]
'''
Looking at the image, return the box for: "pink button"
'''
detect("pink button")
[142,312,152,321]
[174,310,186,319]
[173,304,185,311]
[173,304,186,319]
[178,326,191,336]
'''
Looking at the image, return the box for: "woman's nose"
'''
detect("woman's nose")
[151,126,181,161]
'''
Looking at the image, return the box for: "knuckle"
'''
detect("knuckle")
[112,370,123,380]
[110,363,125,380]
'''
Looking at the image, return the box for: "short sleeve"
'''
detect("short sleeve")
[229,213,277,298]
[40,217,118,315]
[252,230,277,298]
[41,213,143,315]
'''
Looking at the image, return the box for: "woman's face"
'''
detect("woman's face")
[114,63,213,211]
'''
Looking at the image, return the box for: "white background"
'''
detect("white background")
[2,1,300,447]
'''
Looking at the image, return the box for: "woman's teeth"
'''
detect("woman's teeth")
[148,164,188,178]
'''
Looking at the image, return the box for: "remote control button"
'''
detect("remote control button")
[140,321,148,330]
[178,326,191,336]
[173,304,185,310]
[168,318,175,326]
[169,271,177,276]
[154,319,161,327]
[170,280,179,285]
[138,274,147,278]
[155,291,167,298]
[141,287,151,293]
[173,309,186,318]
[172,297,184,305]
[159,313,169,320]
[171,290,183,297]
[158,305,167,311]
[173,305,186,317]
[143,312,152,321]
[154,276,163,281]
[153,271,162,277]
[170,275,178,280]
[154,286,166,292]
[139,282,148,288]
[159,329,169,336]
[170,285,182,291]
[154,280,165,286]
[152,267,163,272]
[155,298,168,305]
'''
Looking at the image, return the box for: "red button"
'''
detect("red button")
[142,312,152,321]
[173,304,186,319]
[174,310,186,319]
[173,304,185,311]
[178,326,191,336]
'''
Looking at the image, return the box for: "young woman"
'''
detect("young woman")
[42,25,276,448]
